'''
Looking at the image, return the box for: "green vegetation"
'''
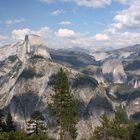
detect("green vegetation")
[5,112,16,132]
[115,83,132,93]
[26,111,47,135]
[89,107,139,140]
[108,84,140,102]
[0,69,140,140]
[0,131,54,140]
[49,68,79,140]
[0,110,53,140]
[132,122,140,140]
[8,55,17,62]
[0,111,16,132]
[0,110,5,132]
[131,112,140,121]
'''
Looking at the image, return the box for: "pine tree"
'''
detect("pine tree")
[26,111,47,135]
[5,112,16,132]
[0,109,7,132]
[49,68,78,140]
[93,113,111,140]
[124,120,135,140]
[92,105,137,140]
[110,106,128,139]
[132,122,140,140]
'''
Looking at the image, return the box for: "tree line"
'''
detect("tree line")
[0,68,139,140]
[0,68,78,140]
[90,108,140,140]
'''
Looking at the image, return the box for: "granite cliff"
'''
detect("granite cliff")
[0,35,140,139]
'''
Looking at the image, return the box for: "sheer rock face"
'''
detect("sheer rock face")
[0,34,51,62]
[127,98,140,118]
[0,39,99,139]
[0,36,140,139]
[25,35,51,60]
[0,55,100,139]
[0,39,112,139]
[102,59,127,83]
[0,34,51,109]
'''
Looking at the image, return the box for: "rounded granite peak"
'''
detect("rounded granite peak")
[25,34,44,48]
[17,34,52,61]
[0,34,51,62]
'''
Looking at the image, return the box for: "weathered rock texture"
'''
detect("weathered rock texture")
[0,35,140,139]
[102,59,127,83]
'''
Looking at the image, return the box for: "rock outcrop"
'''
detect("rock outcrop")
[0,36,140,139]
[102,59,127,83]
[0,35,99,139]
[0,34,51,62]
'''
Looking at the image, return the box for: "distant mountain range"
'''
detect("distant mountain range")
[0,35,140,139]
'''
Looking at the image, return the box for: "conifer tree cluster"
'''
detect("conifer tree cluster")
[49,68,79,140]
[90,106,139,140]
[5,112,16,132]
[0,110,16,132]
[26,111,47,135]
[0,69,140,140]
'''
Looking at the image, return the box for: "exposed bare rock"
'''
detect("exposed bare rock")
[0,36,140,139]
[127,98,140,118]
[102,59,127,83]
[0,34,51,63]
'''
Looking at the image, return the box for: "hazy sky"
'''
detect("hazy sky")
[0,0,140,50]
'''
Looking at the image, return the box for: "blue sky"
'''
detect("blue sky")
[0,0,140,50]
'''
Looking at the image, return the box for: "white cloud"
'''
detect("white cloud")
[113,0,140,29]
[111,32,140,48]
[4,18,25,25]
[39,0,137,9]
[12,28,33,40]
[71,36,95,48]
[105,27,117,34]
[55,28,76,37]
[95,33,109,41]
[94,30,140,49]
[10,25,140,50]
[112,23,122,29]
[40,0,112,8]
[36,26,52,36]
[74,0,111,8]
[59,21,72,25]
[51,9,64,16]
[115,0,132,4]
[94,0,140,49]
[11,26,51,41]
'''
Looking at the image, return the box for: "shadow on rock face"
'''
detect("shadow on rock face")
[71,75,98,89]
[103,73,114,83]
[77,100,88,119]
[18,69,44,80]
[48,74,57,86]
[131,112,140,121]
[84,95,114,119]
[5,91,44,119]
